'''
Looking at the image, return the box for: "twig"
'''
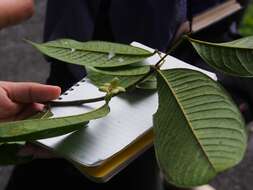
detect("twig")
[47,36,189,106]
[47,96,106,107]
[167,35,188,55]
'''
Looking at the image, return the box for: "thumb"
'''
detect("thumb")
[0,0,34,28]
[0,82,61,103]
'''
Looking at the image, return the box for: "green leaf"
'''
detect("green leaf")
[189,36,253,77]
[154,69,247,187]
[87,68,144,89]
[28,40,153,68]
[88,65,150,76]
[0,104,110,142]
[28,108,53,120]
[239,2,253,36]
[41,39,152,55]
[136,74,157,90]
[0,142,32,165]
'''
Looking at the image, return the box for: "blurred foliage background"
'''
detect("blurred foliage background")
[240,0,253,36]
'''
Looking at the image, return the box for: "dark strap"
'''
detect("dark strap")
[187,0,193,32]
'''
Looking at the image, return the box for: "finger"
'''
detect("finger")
[0,82,61,103]
[0,87,23,119]
[0,103,43,122]
[14,103,45,121]
[0,0,34,28]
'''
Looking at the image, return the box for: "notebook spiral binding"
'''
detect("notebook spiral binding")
[56,78,87,101]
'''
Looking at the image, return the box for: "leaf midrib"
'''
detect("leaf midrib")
[44,44,152,56]
[190,37,253,50]
[157,70,217,173]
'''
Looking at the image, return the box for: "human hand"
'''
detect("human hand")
[0,0,34,29]
[0,81,61,122]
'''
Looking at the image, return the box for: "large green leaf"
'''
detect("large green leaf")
[28,40,153,68]
[0,104,110,143]
[41,39,152,55]
[154,69,247,187]
[87,67,145,89]
[189,36,253,77]
[88,65,150,76]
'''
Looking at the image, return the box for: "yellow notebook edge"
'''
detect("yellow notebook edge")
[73,129,154,183]
[33,129,154,182]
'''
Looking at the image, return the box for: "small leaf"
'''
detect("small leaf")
[0,104,110,142]
[99,77,126,94]
[154,69,247,187]
[28,40,153,68]
[136,74,157,90]
[88,68,145,89]
[98,77,126,103]
[88,65,150,76]
[189,36,253,77]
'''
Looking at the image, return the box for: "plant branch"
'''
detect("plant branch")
[47,96,106,107]
[156,34,189,69]
[167,35,188,55]
[155,51,171,69]
[47,36,189,107]
[128,48,175,89]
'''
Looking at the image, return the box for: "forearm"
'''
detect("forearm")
[0,0,34,29]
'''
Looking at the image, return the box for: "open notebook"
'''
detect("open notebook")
[36,42,217,182]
